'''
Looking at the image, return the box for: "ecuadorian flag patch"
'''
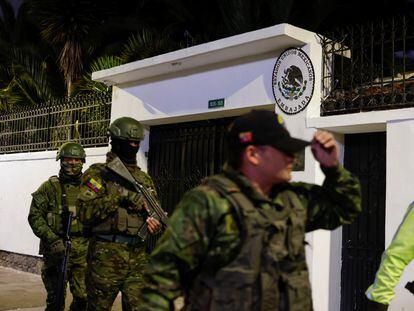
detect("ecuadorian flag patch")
[86,178,102,193]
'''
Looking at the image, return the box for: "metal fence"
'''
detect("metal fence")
[0,92,112,154]
[320,13,414,115]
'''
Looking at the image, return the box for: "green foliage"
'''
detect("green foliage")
[26,0,113,94]
[0,0,65,109]
[0,0,311,109]
[74,56,122,94]
[120,29,177,63]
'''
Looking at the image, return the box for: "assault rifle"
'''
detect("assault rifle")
[107,156,168,250]
[55,210,72,311]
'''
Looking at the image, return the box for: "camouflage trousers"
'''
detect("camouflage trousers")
[86,238,149,311]
[42,236,89,311]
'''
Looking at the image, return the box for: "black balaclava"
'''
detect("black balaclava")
[111,138,139,164]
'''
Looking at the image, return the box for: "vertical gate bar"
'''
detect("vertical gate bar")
[201,125,205,178]
[340,28,345,92]
[350,26,355,104]
[391,17,395,105]
[176,127,183,209]
[209,124,215,175]
[207,125,212,176]
[198,126,204,177]
[370,22,374,108]
[359,24,364,110]
[331,33,336,100]
[46,101,51,149]
[12,113,16,152]
[10,115,14,151]
[402,16,406,104]
[381,20,385,105]
[206,125,212,176]
[169,129,176,212]
[180,127,187,195]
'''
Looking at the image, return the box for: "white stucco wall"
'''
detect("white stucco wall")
[0,147,108,256]
[386,119,414,310]
[108,36,343,310]
[90,22,352,311]
[91,22,414,310]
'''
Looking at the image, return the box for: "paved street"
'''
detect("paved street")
[0,266,121,311]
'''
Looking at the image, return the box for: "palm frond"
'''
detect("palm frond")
[120,29,177,63]
[73,55,122,95]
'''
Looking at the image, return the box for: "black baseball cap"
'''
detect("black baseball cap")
[228,110,310,154]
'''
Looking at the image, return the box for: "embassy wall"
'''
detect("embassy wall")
[94,24,339,311]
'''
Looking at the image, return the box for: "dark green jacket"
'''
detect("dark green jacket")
[141,164,362,310]
[28,175,83,254]
[77,152,157,235]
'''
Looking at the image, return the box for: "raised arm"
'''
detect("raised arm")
[77,165,121,227]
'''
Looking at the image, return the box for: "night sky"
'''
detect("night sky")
[285,0,414,32]
[1,0,414,34]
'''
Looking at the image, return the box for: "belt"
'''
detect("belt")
[95,234,143,246]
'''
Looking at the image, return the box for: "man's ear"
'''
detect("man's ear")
[244,145,260,165]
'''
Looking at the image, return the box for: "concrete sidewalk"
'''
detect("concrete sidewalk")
[0,266,121,311]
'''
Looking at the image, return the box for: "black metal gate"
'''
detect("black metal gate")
[341,132,386,311]
[148,117,235,213]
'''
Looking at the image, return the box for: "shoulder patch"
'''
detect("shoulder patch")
[48,175,60,190]
[86,178,103,193]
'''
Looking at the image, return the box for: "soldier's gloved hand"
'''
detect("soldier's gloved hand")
[49,239,65,256]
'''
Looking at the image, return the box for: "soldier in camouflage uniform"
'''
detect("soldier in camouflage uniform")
[141,109,362,311]
[77,117,162,311]
[28,142,88,311]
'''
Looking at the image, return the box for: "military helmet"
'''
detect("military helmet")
[56,142,86,161]
[108,117,144,141]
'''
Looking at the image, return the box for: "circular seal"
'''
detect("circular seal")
[272,48,315,115]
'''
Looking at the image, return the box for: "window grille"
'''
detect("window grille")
[320,14,414,115]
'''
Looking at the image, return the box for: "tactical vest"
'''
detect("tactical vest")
[47,176,83,235]
[186,175,312,311]
[90,166,145,236]
[91,207,145,236]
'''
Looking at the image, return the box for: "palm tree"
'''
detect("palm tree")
[74,55,121,94]
[25,0,113,96]
[26,0,179,96]
[74,27,178,95]
[2,0,308,108]
[0,0,65,109]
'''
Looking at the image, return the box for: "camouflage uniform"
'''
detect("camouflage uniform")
[141,164,361,310]
[78,152,158,311]
[28,174,88,311]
